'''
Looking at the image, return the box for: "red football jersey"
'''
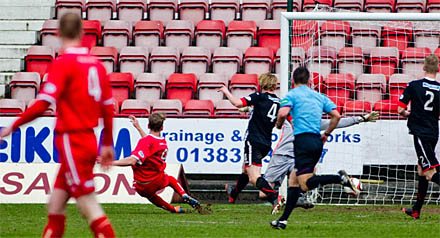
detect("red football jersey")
[131,134,168,182]
[37,47,113,133]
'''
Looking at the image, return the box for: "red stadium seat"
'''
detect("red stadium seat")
[81,20,102,49]
[369,47,399,81]
[334,0,363,11]
[388,74,412,102]
[164,20,194,53]
[258,20,280,54]
[401,47,432,79]
[90,46,118,73]
[414,29,440,53]
[275,47,304,74]
[212,47,242,78]
[119,46,149,78]
[320,21,351,53]
[41,20,62,53]
[183,99,214,116]
[373,99,400,119]
[310,72,326,93]
[241,0,270,22]
[198,73,228,103]
[179,0,209,25]
[382,22,413,54]
[303,0,333,12]
[210,0,239,26]
[355,74,386,105]
[181,47,211,77]
[427,0,440,12]
[195,20,225,54]
[120,99,151,115]
[230,74,258,98]
[10,72,41,104]
[25,46,55,79]
[226,20,257,53]
[166,73,198,106]
[292,20,318,52]
[135,73,166,101]
[307,46,337,79]
[152,99,182,115]
[325,73,355,110]
[396,0,425,13]
[102,20,132,52]
[117,0,146,25]
[243,47,273,75]
[351,22,381,55]
[214,99,241,115]
[28,99,56,116]
[133,21,163,50]
[337,47,364,79]
[56,0,85,18]
[343,100,372,117]
[148,0,177,25]
[109,72,134,106]
[0,99,26,116]
[271,0,300,22]
[86,0,116,24]
[365,0,394,13]
[150,47,180,78]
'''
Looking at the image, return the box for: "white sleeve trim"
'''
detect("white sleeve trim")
[102,98,114,106]
[131,155,142,165]
[37,94,56,105]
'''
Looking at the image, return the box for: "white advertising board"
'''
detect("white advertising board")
[0,163,183,204]
[0,117,439,176]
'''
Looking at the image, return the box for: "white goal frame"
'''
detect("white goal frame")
[279,12,440,97]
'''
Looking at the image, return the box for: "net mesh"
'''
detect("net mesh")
[282,6,440,205]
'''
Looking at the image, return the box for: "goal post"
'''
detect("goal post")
[279,10,440,205]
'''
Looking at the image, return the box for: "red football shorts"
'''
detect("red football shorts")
[134,173,168,198]
[54,131,98,198]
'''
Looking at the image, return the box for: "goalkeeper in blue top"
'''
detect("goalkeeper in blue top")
[270,67,362,230]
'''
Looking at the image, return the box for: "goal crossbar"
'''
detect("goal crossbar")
[279,12,440,97]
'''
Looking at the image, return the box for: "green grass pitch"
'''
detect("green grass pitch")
[1,203,439,237]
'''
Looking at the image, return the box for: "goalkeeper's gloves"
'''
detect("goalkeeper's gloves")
[359,111,379,122]
[238,106,252,112]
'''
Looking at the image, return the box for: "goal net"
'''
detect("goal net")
[279,7,440,205]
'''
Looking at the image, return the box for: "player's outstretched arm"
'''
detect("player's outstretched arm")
[0,100,50,140]
[398,106,410,117]
[218,85,243,108]
[129,115,147,137]
[359,111,379,122]
[320,111,379,130]
[112,156,137,167]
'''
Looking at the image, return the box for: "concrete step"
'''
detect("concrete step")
[0,20,45,31]
[0,0,55,7]
[0,59,22,72]
[0,45,31,59]
[0,31,38,45]
[0,73,15,85]
[0,6,54,20]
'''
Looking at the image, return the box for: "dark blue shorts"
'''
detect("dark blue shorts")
[293,133,323,176]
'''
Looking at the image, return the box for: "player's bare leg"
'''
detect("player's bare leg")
[76,193,116,237]
[43,189,70,238]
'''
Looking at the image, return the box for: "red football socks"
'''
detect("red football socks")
[90,216,116,238]
[42,214,66,238]
[167,175,186,196]
[149,194,175,211]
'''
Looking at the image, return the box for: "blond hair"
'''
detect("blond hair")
[59,12,82,40]
[148,113,166,131]
[424,54,439,75]
[258,73,278,91]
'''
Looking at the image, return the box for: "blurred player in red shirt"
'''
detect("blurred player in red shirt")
[0,13,115,238]
[112,114,201,213]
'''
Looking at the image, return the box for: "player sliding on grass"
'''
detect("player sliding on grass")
[220,73,282,207]
[263,111,379,214]
[110,113,201,213]
[270,67,362,229]
[398,55,440,219]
